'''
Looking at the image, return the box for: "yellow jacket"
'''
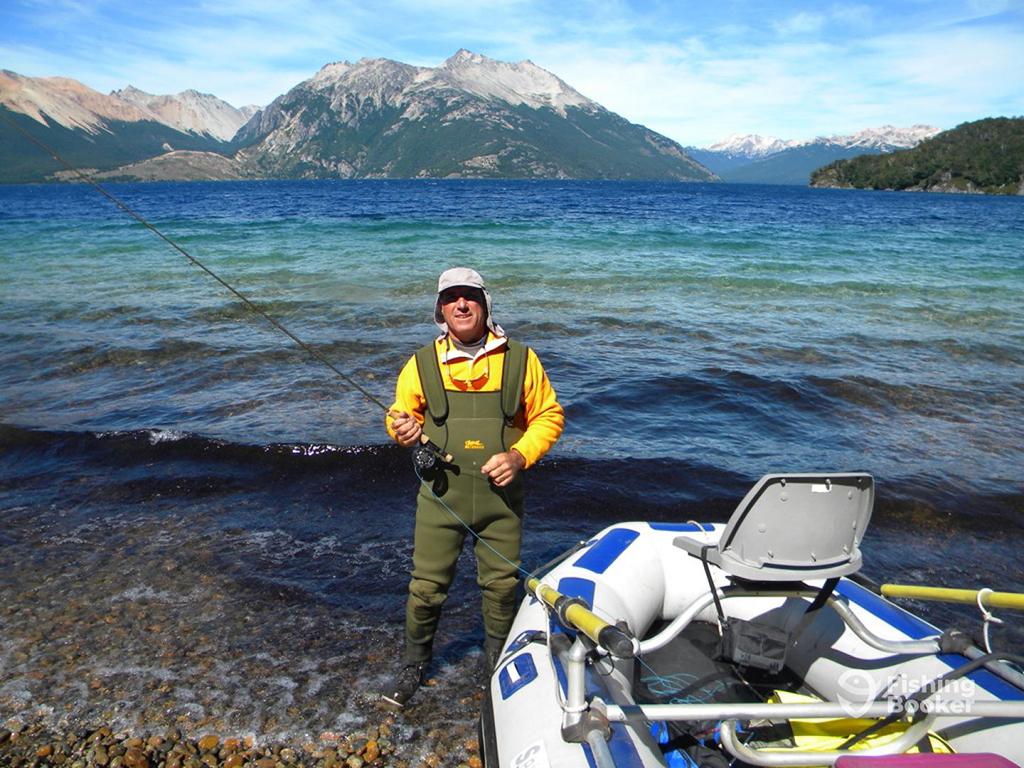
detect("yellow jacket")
[386,333,564,468]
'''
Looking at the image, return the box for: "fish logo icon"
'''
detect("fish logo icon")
[837,669,877,718]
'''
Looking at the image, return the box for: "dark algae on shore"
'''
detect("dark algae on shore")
[2,180,1023,765]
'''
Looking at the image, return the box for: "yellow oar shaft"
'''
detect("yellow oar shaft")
[527,578,634,657]
[529,579,611,642]
[881,584,1024,610]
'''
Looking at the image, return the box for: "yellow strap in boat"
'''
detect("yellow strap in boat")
[881,584,1024,610]
[765,690,954,754]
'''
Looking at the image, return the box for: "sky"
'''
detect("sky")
[3,0,1023,147]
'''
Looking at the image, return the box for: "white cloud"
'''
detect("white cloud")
[3,0,1021,143]
[773,12,826,36]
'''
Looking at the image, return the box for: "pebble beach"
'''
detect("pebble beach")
[0,492,497,768]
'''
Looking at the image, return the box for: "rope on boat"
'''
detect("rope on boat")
[839,650,1024,750]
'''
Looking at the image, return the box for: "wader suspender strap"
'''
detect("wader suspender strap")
[501,340,528,421]
[415,344,448,426]
[414,339,529,426]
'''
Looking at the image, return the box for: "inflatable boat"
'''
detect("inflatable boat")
[479,473,1024,767]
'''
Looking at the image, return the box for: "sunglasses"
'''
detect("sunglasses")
[439,287,484,304]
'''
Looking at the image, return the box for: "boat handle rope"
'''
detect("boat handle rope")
[977,588,1004,654]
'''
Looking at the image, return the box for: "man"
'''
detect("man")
[383,267,564,707]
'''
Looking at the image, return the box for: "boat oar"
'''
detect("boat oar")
[527,578,636,658]
[881,584,1024,610]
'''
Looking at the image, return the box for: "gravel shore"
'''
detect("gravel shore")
[1,508,494,768]
[0,709,486,767]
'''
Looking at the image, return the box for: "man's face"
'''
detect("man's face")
[440,286,487,343]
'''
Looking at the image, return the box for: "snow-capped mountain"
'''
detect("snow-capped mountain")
[235,50,714,181]
[706,126,941,159]
[703,134,796,160]
[826,125,941,151]
[113,86,259,142]
[688,125,943,184]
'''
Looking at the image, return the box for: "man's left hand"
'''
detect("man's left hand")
[481,450,526,487]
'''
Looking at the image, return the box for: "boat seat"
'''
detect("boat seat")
[674,473,874,581]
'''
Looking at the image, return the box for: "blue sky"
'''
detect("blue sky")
[3,0,1022,146]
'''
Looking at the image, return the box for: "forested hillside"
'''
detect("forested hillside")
[810,117,1024,195]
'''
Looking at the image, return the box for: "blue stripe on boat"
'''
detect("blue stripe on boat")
[573,528,639,574]
[837,580,1024,701]
[648,523,707,532]
[604,719,646,767]
[557,576,596,607]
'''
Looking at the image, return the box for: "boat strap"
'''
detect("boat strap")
[700,543,790,673]
[700,544,727,628]
[506,629,547,654]
[804,577,839,613]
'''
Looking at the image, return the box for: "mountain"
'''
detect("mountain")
[686,134,795,174]
[0,70,243,182]
[232,50,716,181]
[811,117,1024,195]
[112,86,259,142]
[688,126,941,185]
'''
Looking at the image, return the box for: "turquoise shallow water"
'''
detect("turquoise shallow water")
[2,180,1022,487]
[1,179,1023,743]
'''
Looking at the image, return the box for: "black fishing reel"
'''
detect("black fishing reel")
[412,442,439,472]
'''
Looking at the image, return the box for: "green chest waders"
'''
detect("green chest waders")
[403,341,528,663]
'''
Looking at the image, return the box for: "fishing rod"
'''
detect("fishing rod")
[1,111,452,465]
[6,115,536,594]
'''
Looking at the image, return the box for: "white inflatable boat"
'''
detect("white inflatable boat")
[479,473,1024,767]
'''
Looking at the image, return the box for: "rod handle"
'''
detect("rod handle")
[387,410,453,463]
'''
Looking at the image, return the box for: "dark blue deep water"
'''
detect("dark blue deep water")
[1,180,1022,747]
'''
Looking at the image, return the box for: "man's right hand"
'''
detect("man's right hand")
[390,410,423,447]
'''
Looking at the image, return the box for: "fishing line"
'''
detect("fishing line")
[10,113,529,564]
[1,112,391,414]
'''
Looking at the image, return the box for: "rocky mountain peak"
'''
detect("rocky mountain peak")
[1,71,151,134]
[112,85,254,141]
[231,51,713,181]
[295,50,596,118]
[432,49,595,116]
